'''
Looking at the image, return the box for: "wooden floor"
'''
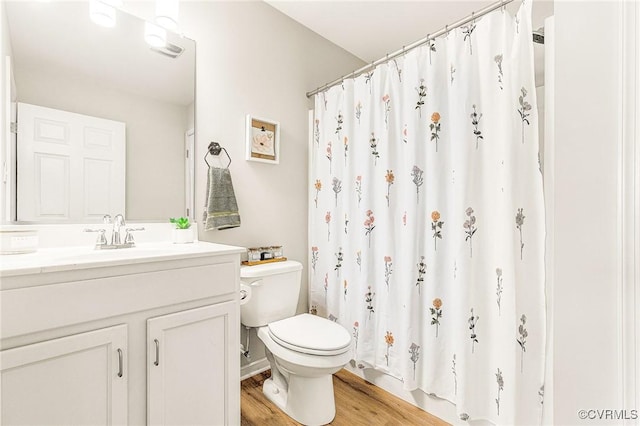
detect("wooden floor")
[241,369,450,426]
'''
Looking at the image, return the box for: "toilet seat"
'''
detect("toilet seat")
[268,314,352,356]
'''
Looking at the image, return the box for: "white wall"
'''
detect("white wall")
[553,1,638,424]
[14,65,188,221]
[542,15,555,425]
[554,1,618,421]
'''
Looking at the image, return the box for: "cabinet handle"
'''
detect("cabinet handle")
[117,348,123,378]
[154,339,159,366]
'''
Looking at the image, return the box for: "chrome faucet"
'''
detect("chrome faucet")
[84,214,144,250]
[112,214,125,245]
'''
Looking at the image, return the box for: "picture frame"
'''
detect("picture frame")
[246,115,280,164]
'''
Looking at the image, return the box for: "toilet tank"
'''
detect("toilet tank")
[240,260,303,327]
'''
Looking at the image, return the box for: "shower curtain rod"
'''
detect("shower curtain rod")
[306,0,516,98]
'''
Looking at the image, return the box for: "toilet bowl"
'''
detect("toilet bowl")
[258,314,352,425]
[240,261,353,425]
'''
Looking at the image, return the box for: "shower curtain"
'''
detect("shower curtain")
[309,1,544,424]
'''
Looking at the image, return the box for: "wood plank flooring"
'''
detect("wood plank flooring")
[241,369,450,426]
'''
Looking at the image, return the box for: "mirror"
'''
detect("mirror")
[5,1,195,222]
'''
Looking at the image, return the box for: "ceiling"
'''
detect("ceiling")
[266,0,553,86]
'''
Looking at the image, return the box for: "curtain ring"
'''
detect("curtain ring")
[471,11,475,23]
[445,25,449,38]
[501,0,506,13]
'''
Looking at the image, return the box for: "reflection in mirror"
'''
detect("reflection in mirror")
[5,1,195,222]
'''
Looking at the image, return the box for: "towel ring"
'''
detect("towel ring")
[204,141,232,168]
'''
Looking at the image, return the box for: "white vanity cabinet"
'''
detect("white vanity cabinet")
[147,302,237,425]
[0,324,128,425]
[0,242,244,426]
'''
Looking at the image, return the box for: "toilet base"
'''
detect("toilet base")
[263,372,336,426]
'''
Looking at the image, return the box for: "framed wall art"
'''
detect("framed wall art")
[246,115,280,164]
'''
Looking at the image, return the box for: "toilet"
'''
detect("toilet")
[240,260,352,426]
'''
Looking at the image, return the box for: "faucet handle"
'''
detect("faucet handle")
[84,228,107,246]
[124,227,145,245]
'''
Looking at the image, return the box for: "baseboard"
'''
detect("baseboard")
[240,357,270,381]
[343,363,461,425]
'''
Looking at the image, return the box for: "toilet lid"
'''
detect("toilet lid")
[268,314,352,356]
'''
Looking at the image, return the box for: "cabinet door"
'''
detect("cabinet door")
[0,325,128,425]
[147,302,239,426]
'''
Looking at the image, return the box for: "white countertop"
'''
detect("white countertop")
[0,242,246,277]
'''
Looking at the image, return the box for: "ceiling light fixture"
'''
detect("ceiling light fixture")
[154,0,179,32]
[145,21,167,48]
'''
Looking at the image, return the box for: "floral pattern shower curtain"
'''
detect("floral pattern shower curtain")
[309,1,545,424]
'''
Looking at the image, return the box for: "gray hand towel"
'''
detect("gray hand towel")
[204,167,241,230]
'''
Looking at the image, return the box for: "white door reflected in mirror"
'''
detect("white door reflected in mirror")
[17,103,125,222]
